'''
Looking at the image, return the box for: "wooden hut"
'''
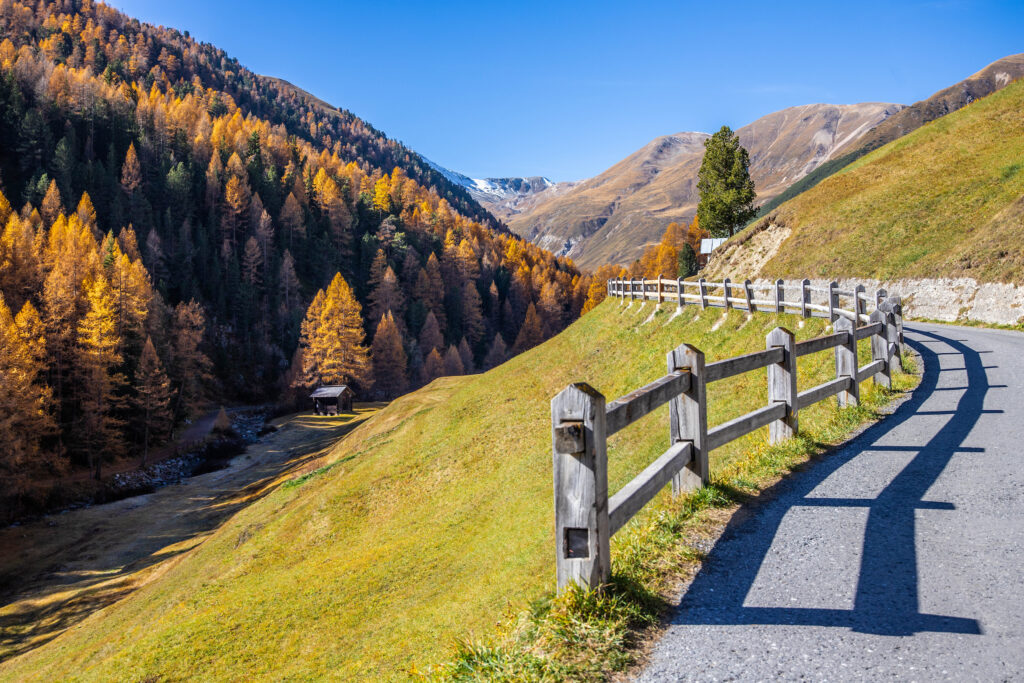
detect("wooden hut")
[310,385,354,415]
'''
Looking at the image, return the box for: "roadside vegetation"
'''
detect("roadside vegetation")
[1,300,915,680]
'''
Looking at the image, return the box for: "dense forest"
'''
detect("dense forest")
[0,0,601,508]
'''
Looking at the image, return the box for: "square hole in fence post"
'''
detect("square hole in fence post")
[564,527,590,558]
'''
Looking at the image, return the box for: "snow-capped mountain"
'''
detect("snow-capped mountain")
[423,158,577,222]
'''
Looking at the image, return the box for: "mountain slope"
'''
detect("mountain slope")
[1,301,858,680]
[756,53,1024,218]
[706,75,1024,286]
[506,103,902,268]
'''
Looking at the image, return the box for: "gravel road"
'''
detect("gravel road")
[638,322,1024,681]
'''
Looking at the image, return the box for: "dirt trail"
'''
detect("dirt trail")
[0,407,380,662]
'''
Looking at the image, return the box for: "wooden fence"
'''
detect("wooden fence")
[550,277,904,592]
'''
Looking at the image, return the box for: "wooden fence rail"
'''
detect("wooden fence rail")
[552,277,904,592]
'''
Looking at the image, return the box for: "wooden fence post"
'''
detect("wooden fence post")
[875,288,887,310]
[667,343,707,494]
[630,279,636,301]
[801,278,811,318]
[699,278,708,309]
[775,279,784,313]
[869,309,892,389]
[551,383,610,593]
[657,276,664,303]
[677,277,684,307]
[766,327,798,443]
[892,295,905,358]
[834,316,859,408]
[855,284,866,323]
[723,278,732,310]
[744,279,755,312]
[829,281,839,322]
[880,297,904,373]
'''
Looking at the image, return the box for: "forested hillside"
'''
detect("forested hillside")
[0,0,592,510]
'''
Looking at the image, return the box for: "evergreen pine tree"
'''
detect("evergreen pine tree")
[696,125,756,237]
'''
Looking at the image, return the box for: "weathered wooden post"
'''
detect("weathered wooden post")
[775,279,785,313]
[677,277,684,307]
[828,281,839,322]
[744,279,755,312]
[801,278,811,318]
[834,316,859,408]
[698,278,708,309]
[855,284,866,323]
[879,297,904,373]
[630,279,637,301]
[667,343,708,494]
[766,327,798,443]
[657,276,664,303]
[723,278,732,310]
[551,383,610,593]
[869,309,892,389]
[875,288,887,310]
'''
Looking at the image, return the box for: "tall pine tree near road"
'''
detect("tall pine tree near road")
[696,126,757,237]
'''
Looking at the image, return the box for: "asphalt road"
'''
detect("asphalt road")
[638,322,1024,682]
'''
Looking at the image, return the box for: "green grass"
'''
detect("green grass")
[742,77,1024,284]
[1,301,909,681]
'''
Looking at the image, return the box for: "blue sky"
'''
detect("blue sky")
[114,1,1022,181]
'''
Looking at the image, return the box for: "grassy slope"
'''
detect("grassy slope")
[746,77,1024,284]
[3,302,873,680]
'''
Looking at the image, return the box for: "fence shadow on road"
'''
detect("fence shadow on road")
[670,325,985,636]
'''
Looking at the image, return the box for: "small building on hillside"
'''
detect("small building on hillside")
[698,237,727,268]
[310,385,354,415]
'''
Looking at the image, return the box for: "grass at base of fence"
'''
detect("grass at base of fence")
[427,352,918,682]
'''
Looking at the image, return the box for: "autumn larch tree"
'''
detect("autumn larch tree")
[370,312,407,399]
[513,302,545,354]
[483,334,508,370]
[76,276,125,479]
[299,273,372,388]
[133,336,172,465]
[443,345,464,376]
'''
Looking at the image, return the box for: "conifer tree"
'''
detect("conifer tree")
[443,344,464,376]
[370,312,407,399]
[423,348,445,383]
[121,142,141,198]
[279,250,300,315]
[457,337,474,373]
[483,334,508,370]
[696,125,756,237]
[307,273,371,387]
[461,281,484,346]
[134,336,172,465]
[369,266,405,332]
[513,302,545,354]
[169,300,211,418]
[76,276,125,479]
[418,310,444,355]
[41,179,62,225]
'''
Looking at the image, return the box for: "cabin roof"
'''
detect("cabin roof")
[310,385,352,399]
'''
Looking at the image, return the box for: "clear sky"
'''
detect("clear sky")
[113,0,1022,181]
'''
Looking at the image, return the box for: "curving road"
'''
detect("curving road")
[638,322,1024,681]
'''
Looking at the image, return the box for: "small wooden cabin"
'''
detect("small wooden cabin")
[310,385,354,415]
